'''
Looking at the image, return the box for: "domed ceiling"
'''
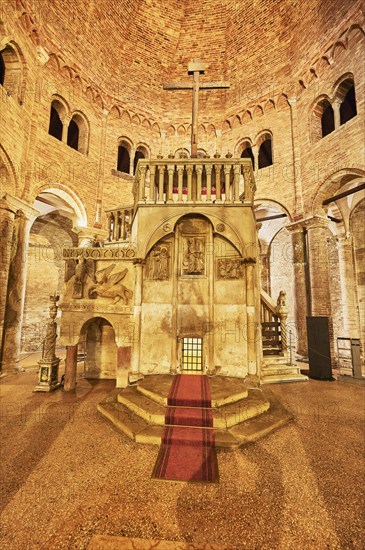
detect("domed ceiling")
[23,0,359,124]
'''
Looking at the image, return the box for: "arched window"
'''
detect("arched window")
[312,98,334,141]
[48,105,63,141]
[336,78,357,125]
[133,150,145,174]
[67,113,89,154]
[321,102,335,137]
[258,135,273,169]
[67,118,79,150]
[0,44,23,101]
[117,144,130,173]
[48,99,66,141]
[0,52,5,86]
[240,142,255,170]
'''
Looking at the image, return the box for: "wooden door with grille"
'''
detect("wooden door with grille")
[182,337,203,372]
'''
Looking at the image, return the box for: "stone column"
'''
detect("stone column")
[305,217,336,362]
[116,346,131,388]
[129,259,144,382]
[332,99,342,130]
[288,97,304,218]
[1,196,39,373]
[252,145,258,172]
[337,234,361,338]
[62,115,71,144]
[0,198,16,356]
[259,249,270,294]
[63,344,78,391]
[287,223,309,356]
[245,259,257,375]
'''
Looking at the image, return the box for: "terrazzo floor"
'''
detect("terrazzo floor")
[0,362,364,549]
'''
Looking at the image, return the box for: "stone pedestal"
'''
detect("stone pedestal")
[34,358,61,392]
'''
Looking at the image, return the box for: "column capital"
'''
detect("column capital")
[287,215,330,232]
[133,258,145,266]
[73,225,108,247]
[3,194,40,222]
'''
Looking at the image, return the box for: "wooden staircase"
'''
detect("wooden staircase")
[260,289,308,384]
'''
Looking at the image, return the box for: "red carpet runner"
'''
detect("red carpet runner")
[152,375,218,482]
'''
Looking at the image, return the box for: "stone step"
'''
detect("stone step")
[118,386,165,425]
[98,399,241,448]
[136,374,249,408]
[260,373,309,385]
[262,355,290,366]
[97,400,163,444]
[116,385,268,429]
[97,387,293,450]
[212,390,270,429]
[261,366,302,377]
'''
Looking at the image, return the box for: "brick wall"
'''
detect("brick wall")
[0,1,363,359]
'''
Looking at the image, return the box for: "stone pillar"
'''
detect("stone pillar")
[260,250,270,294]
[129,260,144,382]
[288,224,309,356]
[0,198,16,355]
[63,344,78,391]
[332,99,342,130]
[1,197,39,372]
[117,346,131,388]
[252,145,259,172]
[245,259,257,375]
[337,234,361,338]
[127,148,133,176]
[62,115,71,144]
[305,217,336,362]
[288,97,304,218]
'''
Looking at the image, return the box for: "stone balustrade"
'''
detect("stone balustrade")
[133,157,255,206]
[105,207,133,243]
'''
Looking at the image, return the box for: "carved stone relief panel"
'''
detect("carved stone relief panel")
[64,260,133,305]
[216,257,244,279]
[181,236,206,276]
[147,242,172,280]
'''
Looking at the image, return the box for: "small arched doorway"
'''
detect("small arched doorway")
[80,317,117,379]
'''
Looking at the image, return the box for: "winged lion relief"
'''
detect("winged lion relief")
[88,264,133,305]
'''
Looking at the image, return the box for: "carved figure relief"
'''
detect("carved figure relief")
[182,237,205,275]
[217,257,244,279]
[65,257,96,298]
[148,243,171,280]
[88,264,133,304]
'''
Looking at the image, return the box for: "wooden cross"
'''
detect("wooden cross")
[163,59,230,158]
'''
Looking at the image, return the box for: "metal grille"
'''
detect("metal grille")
[182,337,203,371]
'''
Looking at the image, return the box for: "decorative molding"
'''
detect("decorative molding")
[62,247,136,260]
[61,302,133,314]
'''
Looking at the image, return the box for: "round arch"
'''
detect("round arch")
[144,211,245,259]
[0,143,18,195]
[31,183,88,227]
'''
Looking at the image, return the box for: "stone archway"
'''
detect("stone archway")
[21,190,81,354]
[80,317,117,379]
